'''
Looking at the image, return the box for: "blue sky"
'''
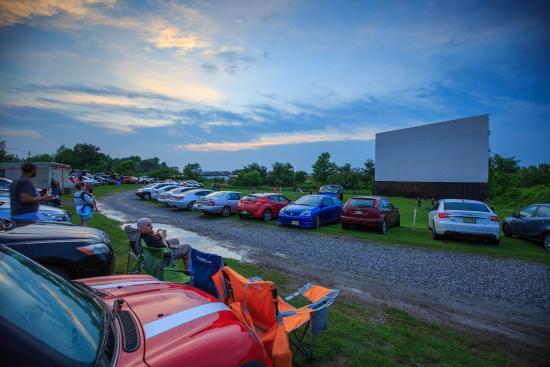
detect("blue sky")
[0,0,548,171]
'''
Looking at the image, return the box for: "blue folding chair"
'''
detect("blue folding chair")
[190,249,223,297]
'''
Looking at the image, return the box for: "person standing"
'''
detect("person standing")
[49,178,62,207]
[73,182,94,226]
[10,163,53,221]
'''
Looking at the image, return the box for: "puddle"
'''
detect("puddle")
[96,201,243,260]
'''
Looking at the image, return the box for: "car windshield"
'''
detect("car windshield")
[348,198,376,208]
[444,202,489,212]
[0,247,104,366]
[294,196,323,206]
[243,195,260,201]
[319,185,340,193]
[206,192,226,199]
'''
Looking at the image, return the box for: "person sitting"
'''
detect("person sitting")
[137,218,192,270]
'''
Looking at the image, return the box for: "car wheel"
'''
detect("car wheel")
[238,214,246,219]
[432,224,441,240]
[490,237,500,246]
[263,209,273,222]
[503,224,512,238]
[395,215,401,227]
[143,193,151,201]
[313,215,320,229]
[379,219,387,234]
[187,201,195,210]
[544,233,550,251]
[221,206,231,217]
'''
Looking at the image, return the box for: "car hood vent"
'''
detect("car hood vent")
[117,310,140,352]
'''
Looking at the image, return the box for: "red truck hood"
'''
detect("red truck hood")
[77,275,269,367]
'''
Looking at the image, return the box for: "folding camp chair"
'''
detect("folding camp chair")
[212,266,339,367]
[123,225,143,274]
[189,248,223,297]
[141,244,190,282]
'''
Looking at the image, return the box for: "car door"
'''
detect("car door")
[378,199,390,223]
[319,197,332,223]
[525,206,550,239]
[512,205,538,236]
[331,197,342,222]
[385,199,398,225]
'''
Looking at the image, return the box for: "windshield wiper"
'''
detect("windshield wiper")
[94,299,118,367]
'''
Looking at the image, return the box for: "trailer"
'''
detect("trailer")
[0,162,72,190]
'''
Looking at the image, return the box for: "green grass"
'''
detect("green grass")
[62,184,517,366]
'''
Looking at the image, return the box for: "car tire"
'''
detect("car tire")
[395,215,400,227]
[313,215,320,229]
[221,206,231,217]
[238,214,246,219]
[263,209,273,222]
[379,219,387,234]
[503,224,512,238]
[143,193,151,201]
[432,224,441,240]
[187,201,195,210]
[491,237,500,246]
[544,233,550,251]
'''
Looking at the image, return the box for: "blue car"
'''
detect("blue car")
[278,194,342,229]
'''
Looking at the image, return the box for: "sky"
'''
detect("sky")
[0,0,548,171]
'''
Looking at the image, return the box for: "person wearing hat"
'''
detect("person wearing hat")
[137,218,192,270]
[10,163,53,221]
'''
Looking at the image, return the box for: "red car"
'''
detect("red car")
[237,193,292,221]
[341,196,400,234]
[0,245,272,367]
[121,176,138,184]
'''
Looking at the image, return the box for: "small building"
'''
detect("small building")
[0,162,72,190]
[375,115,489,200]
[200,171,232,181]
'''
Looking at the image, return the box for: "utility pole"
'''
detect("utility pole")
[27,150,31,161]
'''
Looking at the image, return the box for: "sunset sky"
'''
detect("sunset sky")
[0,0,548,170]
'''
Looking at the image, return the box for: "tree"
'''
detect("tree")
[312,152,337,183]
[183,163,202,180]
[329,163,363,189]
[267,162,295,186]
[294,171,308,184]
[362,159,375,192]
[240,170,263,186]
[0,147,21,162]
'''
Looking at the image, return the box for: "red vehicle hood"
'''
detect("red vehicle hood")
[78,275,270,367]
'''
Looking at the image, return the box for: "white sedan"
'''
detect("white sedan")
[428,199,500,245]
[172,189,213,210]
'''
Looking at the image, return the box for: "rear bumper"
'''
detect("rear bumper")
[237,206,262,218]
[341,215,382,227]
[193,204,223,214]
[435,221,500,240]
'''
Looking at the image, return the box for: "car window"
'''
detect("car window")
[294,195,323,206]
[279,196,291,203]
[520,205,538,217]
[229,193,240,200]
[444,202,490,212]
[347,198,376,208]
[535,206,550,217]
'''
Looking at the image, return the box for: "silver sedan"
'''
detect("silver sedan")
[192,191,245,216]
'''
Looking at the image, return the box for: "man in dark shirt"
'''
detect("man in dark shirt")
[10,163,53,221]
[137,218,191,270]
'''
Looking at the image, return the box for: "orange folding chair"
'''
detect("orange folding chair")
[213,266,339,366]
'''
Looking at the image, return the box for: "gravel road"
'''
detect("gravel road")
[103,191,550,359]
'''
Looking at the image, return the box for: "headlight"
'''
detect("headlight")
[279,208,286,214]
[301,210,311,216]
[76,243,111,255]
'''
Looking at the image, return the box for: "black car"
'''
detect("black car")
[0,219,115,278]
[502,203,550,250]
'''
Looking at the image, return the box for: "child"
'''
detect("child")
[73,182,94,226]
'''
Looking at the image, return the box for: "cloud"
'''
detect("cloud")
[200,63,218,73]
[0,127,42,138]
[146,25,209,54]
[178,128,376,152]
[0,0,116,27]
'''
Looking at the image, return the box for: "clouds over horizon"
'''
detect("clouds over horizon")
[0,0,548,168]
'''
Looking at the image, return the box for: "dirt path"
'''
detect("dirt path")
[103,191,550,365]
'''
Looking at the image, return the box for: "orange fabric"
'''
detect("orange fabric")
[277,297,311,332]
[229,302,255,330]
[302,285,331,302]
[262,324,292,367]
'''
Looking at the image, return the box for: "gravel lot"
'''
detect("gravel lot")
[105,190,550,315]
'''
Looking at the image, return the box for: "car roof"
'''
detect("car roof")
[350,196,383,200]
[441,199,486,204]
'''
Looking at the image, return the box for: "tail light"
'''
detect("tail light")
[208,201,215,206]
[438,212,449,219]
[176,196,184,200]
[240,198,244,203]
[490,215,500,222]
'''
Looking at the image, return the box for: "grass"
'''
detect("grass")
[63,183,516,366]
[144,184,550,264]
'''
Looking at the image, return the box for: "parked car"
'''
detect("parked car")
[341,196,400,233]
[193,191,245,216]
[237,193,291,221]
[152,184,182,200]
[135,183,175,200]
[183,179,203,188]
[0,200,71,223]
[502,203,550,250]
[319,184,344,201]
[428,199,500,245]
[157,187,195,205]
[0,219,114,278]
[0,177,11,191]
[0,245,272,367]
[172,189,213,209]
[121,176,138,184]
[94,174,113,185]
[278,194,342,229]
[138,176,155,184]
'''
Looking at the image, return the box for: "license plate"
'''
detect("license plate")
[463,217,476,223]
[355,210,363,215]
[241,211,248,215]
[291,220,300,226]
